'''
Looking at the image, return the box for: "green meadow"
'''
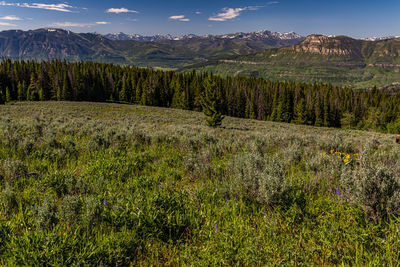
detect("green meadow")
[1,101,400,265]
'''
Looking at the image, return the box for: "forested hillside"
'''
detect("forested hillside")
[1,59,400,132]
[190,35,400,88]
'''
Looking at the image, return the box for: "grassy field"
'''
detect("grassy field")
[1,101,400,265]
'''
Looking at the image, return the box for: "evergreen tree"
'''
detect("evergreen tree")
[5,87,11,102]
[17,82,26,101]
[27,74,37,101]
[294,98,307,124]
[0,90,5,104]
[314,93,324,126]
[200,76,224,127]
[119,74,128,102]
[62,71,72,100]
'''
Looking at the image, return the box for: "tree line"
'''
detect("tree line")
[0,59,399,133]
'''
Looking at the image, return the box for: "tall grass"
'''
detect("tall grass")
[0,101,399,265]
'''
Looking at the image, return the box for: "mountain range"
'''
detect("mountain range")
[0,28,399,88]
[104,30,303,42]
[0,28,304,69]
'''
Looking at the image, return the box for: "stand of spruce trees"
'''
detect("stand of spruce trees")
[0,59,400,132]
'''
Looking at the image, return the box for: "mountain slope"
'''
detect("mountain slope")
[0,28,304,68]
[189,35,400,88]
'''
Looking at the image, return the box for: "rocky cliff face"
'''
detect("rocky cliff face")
[291,35,363,57]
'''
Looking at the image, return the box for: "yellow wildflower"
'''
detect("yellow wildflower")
[345,154,350,159]
[344,159,349,163]
[330,149,334,154]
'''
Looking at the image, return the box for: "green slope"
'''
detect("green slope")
[188,35,400,88]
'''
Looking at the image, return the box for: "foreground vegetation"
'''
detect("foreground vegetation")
[1,60,400,134]
[1,101,400,265]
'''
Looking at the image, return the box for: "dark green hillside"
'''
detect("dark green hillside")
[190,35,400,88]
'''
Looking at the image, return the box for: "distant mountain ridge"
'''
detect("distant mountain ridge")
[104,30,304,42]
[0,28,304,68]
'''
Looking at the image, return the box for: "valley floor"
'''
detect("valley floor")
[0,102,399,265]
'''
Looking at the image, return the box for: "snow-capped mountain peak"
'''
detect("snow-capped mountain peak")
[103,29,304,42]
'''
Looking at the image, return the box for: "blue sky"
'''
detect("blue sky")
[0,0,399,37]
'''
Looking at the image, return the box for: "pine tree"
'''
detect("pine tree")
[314,93,324,126]
[294,98,307,124]
[62,71,72,100]
[119,74,128,102]
[200,76,224,127]
[17,82,26,101]
[5,87,11,102]
[27,74,37,101]
[0,90,5,104]
[39,88,44,101]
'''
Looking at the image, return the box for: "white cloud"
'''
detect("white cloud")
[267,1,279,4]
[0,1,74,12]
[106,8,138,14]
[0,15,22,20]
[208,6,262,21]
[169,15,190,22]
[51,22,92,27]
[0,22,16,26]
[22,3,73,12]
[195,11,202,15]
[50,21,112,27]
[169,15,185,20]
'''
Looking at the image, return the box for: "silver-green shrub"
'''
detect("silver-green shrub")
[1,183,17,212]
[0,159,28,184]
[230,153,292,207]
[82,196,101,226]
[57,195,83,224]
[35,197,58,229]
[340,160,400,222]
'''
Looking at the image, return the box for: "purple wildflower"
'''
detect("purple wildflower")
[103,199,107,206]
[225,196,228,205]
[336,185,341,199]
[331,226,334,232]
[214,223,218,232]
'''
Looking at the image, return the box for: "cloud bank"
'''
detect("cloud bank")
[0,1,74,12]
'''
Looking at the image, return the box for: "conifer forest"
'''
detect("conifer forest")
[1,59,400,133]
